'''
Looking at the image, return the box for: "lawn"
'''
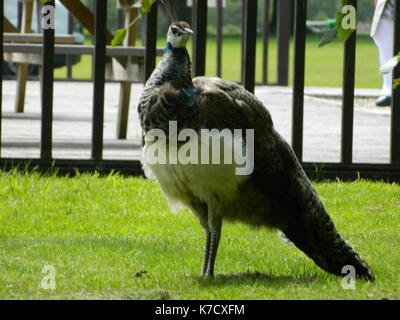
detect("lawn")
[0,170,399,300]
[55,34,382,89]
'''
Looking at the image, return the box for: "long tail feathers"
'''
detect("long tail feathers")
[268,136,375,280]
[281,194,374,280]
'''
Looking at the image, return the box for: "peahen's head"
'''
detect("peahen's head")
[167,21,193,49]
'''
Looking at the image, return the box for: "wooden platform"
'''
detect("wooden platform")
[0,80,392,164]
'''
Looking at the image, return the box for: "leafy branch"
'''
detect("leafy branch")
[319,0,356,47]
[318,0,400,90]
[111,0,156,46]
[40,0,155,46]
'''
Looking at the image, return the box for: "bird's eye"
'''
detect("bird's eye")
[171,27,178,34]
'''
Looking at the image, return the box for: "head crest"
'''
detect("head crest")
[161,0,178,22]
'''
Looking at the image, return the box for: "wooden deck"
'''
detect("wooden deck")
[0,80,391,164]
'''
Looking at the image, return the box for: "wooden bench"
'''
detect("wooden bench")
[3,0,160,139]
[59,0,151,139]
[4,33,75,65]
[3,0,78,113]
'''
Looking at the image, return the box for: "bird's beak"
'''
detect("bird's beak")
[184,28,194,35]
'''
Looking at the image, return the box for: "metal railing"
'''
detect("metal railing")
[290,0,400,181]
[1,0,400,181]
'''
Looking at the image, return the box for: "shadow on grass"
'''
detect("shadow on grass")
[196,271,318,287]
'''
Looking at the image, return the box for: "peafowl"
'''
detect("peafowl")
[137,1,374,280]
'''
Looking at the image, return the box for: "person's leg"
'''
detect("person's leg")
[373,18,394,105]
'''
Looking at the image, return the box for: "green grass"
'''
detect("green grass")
[0,170,399,300]
[55,34,381,89]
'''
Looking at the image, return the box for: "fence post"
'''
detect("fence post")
[291,0,307,161]
[17,1,23,31]
[41,1,55,160]
[340,0,357,164]
[277,0,290,86]
[262,0,270,84]
[192,0,207,77]
[242,0,258,93]
[216,0,223,78]
[66,12,74,80]
[91,0,108,161]
[391,0,400,164]
[0,0,3,158]
[36,1,43,33]
[15,0,34,113]
[144,1,158,81]
[241,0,245,84]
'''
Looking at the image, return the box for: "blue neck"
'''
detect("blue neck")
[147,42,193,95]
[164,42,173,53]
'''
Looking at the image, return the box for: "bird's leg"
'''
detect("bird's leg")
[198,213,211,277]
[201,230,211,277]
[204,218,222,278]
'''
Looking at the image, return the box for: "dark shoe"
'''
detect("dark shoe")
[376,95,391,107]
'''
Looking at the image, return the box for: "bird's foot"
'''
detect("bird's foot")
[200,270,214,279]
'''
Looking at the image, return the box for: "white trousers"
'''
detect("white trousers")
[373,18,394,96]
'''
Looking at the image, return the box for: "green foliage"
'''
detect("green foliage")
[139,0,154,14]
[111,0,155,46]
[319,28,340,48]
[111,28,127,47]
[319,0,357,47]
[336,2,356,40]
